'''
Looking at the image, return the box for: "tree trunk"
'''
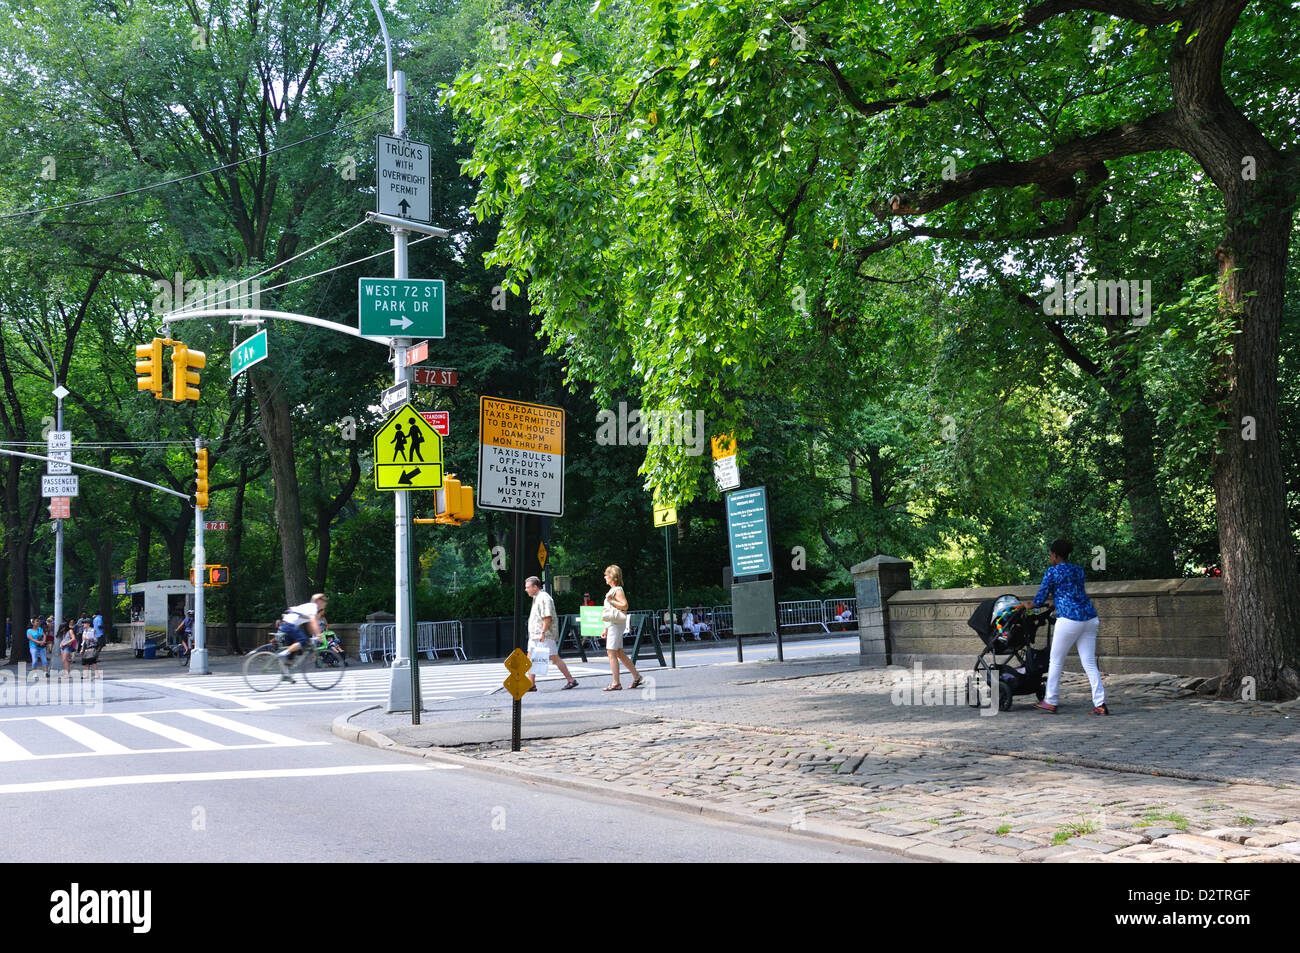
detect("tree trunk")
[134,519,151,585]
[250,369,310,604]
[1213,202,1300,700]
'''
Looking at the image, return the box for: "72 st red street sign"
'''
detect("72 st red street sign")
[413,367,457,387]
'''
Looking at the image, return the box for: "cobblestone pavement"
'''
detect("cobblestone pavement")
[349,657,1300,863]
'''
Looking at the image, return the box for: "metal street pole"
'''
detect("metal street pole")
[191,436,209,674]
[666,525,675,668]
[385,67,417,715]
[53,385,64,638]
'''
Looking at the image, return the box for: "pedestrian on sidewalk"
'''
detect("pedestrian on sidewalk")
[59,621,78,676]
[601,565,641,691]
[27,617,50,677]
[1024,538,1108,715]
[80,623,102,675]
[525,576,578,691]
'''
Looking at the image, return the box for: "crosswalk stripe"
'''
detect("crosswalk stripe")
[110,713,225,750]
[176,709,311,746]
[0,729,35,761]
[0,763,456,795]
[41,716,132,754]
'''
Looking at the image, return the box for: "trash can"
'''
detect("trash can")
[143,642,157,659]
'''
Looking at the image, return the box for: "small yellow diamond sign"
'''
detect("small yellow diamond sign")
[504,647,532,675]
[537,541,547,568]
[504,672,533,700]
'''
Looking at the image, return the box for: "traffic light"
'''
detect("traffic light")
[171,343,206,402]
[208,566,229,586]
[135,338,164,397]
[195,448,209,510]
[434,474,475,525]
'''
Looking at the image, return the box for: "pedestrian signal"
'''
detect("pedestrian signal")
[208,566,229,586]
[434,474,475,525]
[195,448,209,509]
[172,343,206,402]
[135,339,164,397]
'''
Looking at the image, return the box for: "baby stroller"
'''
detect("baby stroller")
[966,594,1054,712]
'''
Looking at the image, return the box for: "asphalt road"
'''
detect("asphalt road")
[0,655,907,863]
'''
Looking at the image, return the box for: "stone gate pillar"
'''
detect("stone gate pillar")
[850,555,913,666]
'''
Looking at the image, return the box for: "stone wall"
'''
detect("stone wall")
[873,577,1227,676]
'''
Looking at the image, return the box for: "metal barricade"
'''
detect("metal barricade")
[823,598,858,631]
[416,622,434,659]
[358,622,396,664]
[428,620,466,660]
[778,599,829,631]
[708,606,733,637]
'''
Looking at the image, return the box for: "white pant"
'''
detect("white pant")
[1044,616,1105,707]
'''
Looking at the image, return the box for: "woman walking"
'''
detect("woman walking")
[1026,539,1108,714]
[601,565,642,691]
[58,621,78,676]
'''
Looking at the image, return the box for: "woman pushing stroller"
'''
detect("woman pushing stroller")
[1022,538,1109,715]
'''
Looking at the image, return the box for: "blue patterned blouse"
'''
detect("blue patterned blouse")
[1033,562,1098,622]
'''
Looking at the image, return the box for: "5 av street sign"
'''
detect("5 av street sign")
[358,278,445,339]
[231,329,268,378]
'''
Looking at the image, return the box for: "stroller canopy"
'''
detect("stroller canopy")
[968,594,1022,648]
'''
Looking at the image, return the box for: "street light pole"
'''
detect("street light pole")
[53,383,65,637]
[192,436,209,674]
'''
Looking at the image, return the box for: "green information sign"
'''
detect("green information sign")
[579,604,606,639]
[726,486,773,577]
[230,329,268,378]
[358,278,445,339]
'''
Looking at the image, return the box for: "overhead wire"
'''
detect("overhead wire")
[0,108,390,222]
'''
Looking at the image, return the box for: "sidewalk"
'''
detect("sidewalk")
[336,652,1300,863]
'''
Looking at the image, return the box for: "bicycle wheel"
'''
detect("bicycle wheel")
[302,649,345,690]
[242,650,284,692]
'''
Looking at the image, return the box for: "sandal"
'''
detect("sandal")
[1033,701,1057,713]
[562,680,579,690]
[603,684,622,691]
[630,676,643,689]
[1090,704,1110,715]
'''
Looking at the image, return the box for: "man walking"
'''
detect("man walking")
[525,576,578,691]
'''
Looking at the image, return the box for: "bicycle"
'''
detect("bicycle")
[242,631,346,692]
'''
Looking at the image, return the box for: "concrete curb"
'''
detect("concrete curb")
[331,706,982,863]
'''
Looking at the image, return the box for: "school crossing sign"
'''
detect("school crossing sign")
[374,402,444,491]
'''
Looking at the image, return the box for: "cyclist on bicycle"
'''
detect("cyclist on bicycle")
[275,594,328,680]
[175,610,194,664]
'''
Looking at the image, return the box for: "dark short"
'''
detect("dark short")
[278,622,309,647]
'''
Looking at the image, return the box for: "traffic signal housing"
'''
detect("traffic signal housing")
[195,448,209,509]
[208,566,229,586]
[171,343,206,402]
[135,338,164,397]
[434,474,474,525]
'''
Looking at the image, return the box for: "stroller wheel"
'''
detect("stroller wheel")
[998,681,1014,712]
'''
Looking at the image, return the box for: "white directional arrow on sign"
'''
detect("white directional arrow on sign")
[390,316,414,331]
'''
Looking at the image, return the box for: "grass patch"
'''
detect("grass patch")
[1052,821,1099,845]
[1235,815,1257,827]
[1136,809,1189,832]
[995,824,1012,836]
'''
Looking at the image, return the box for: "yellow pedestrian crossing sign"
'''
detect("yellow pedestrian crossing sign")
[654,504,677,527]
[374,402,444,491]
[652,487,677,527]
